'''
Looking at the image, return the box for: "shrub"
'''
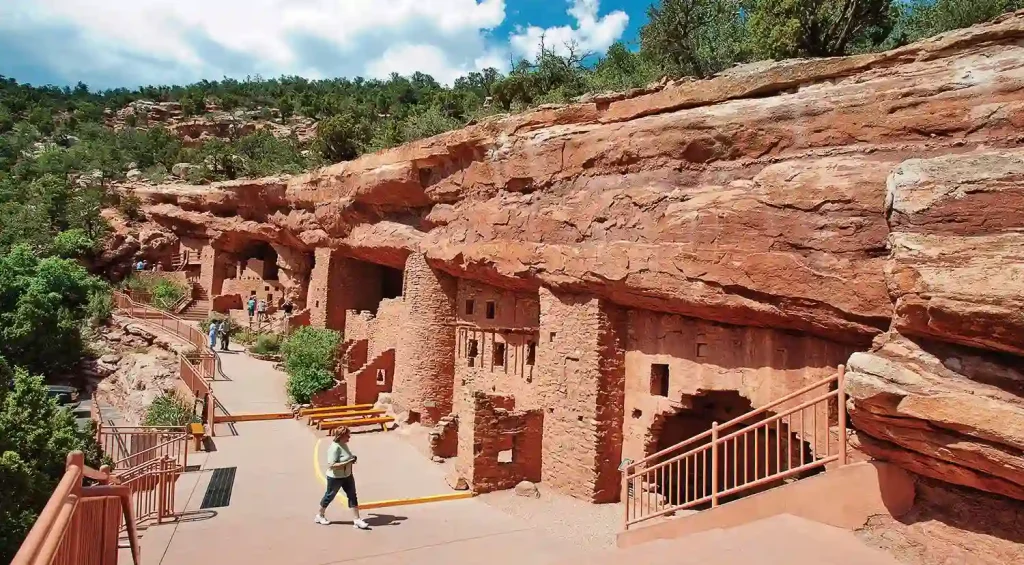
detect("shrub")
[281,326,340,403]
[250,333,282,355]
[150,278,187,310]
[86,288,113,326]
[143,393,198,426]
[285,367,335,405]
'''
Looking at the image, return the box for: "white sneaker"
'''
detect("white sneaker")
[353,519,369,530]
[314,515,330,525]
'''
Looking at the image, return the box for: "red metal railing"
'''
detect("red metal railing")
[10,452,141,565]
[116,456,182,530]
[113,290,217,436]
[113,291,208,352]
[622,366,848,529]
[96,426,189,471]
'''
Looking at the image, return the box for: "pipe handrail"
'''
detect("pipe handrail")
[10,451,142,565]
[626,371,838,470]
[622,366,848,529]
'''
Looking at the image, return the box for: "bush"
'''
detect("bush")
[150,278,187,310]
[250,333,282,355]
[143,393,198,426]
[285,367,335,405]
[86,288,113,326]
[281,326,340,403]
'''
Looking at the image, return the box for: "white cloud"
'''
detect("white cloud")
[0,0,509,87]
[509,0,628,61]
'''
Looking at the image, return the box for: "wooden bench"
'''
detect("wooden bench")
[320,416,394,433]
[298,404,373,417]
[314,409,387,430]
[307,408,385,426]
[188,422,205,451]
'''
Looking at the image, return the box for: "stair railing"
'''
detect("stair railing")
[622,366,848,529]
[10,451,142,565]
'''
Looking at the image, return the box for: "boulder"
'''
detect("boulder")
[171,163,194,178]
[846,333,1024,500]
[514,481,540,498]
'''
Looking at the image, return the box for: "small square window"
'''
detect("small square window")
[497,449,513,464]
[526,341,536,365]
[485,301,496,319]
[465,299,475,315]
[549,332,556,342]
[493,342,506,367]
[696,343,708,358]
[650,364,670,397]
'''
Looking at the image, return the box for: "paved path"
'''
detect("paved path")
[122,331,586,565]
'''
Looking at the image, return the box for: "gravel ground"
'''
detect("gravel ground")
[477,485,622,549]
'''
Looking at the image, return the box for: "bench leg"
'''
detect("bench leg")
[193,434,203,452]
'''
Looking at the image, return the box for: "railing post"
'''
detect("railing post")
[837,365,847,467]
[711,421,719,508]
[157,457,167,524]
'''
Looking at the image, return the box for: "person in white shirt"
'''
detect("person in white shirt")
[315,426,369,530]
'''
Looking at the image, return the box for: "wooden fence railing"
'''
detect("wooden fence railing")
[622,366,848,529]
[9,452,141,565]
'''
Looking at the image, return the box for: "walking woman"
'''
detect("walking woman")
[315,426,369,530]
[208,320,219,350]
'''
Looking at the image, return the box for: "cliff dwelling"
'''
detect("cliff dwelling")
[123,16,1024,558]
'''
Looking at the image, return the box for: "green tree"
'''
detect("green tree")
[281,326,341,404]
[896,0,1022,43]
[0,245,109,376]
[0,366,105,562]
[315,113,370,162]
[745,0,894,59]
[639,0,749,78]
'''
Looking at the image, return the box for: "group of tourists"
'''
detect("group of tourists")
[207,320,230,351]
[245,295,294,323]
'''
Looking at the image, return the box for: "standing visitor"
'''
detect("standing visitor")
[208,321,219,350]
[315,426,370,530]
[247,296,257,320]
[219,321,230,351]
[258,298,267,322]
[282,299,293,316]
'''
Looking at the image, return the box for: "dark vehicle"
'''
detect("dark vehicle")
[46,385,81,410]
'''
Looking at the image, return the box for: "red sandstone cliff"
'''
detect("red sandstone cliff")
[123,13,1024,502]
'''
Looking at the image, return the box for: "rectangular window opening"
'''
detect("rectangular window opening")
[468,339,479,358]
[549,332,556,343]
[493,342,506,367]
[650,364,670,397]
[526,341,536,365]
[497,448,513,464]
[485,301,496,319]
[696,343,708,358]
[465,299,475,315]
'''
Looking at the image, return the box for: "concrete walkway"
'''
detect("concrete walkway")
[125,335,585,565]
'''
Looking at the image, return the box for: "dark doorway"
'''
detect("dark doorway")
[380,266,403,300]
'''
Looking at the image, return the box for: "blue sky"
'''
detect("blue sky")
[0,0,651,90]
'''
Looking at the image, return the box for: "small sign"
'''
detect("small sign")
[424,400,436,408]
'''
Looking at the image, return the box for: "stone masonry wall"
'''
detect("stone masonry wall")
[622,310,856,464]
[392,253,456,425]
[536,288,625,503]
[456,392,543,493]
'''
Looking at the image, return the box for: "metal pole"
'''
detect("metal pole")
[711,421,719,507]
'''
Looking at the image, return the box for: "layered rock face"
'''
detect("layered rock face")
[124,14,1024,502]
